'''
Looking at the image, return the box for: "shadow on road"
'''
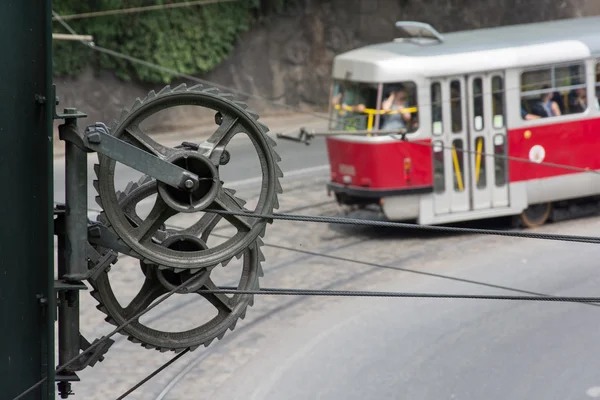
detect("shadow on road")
[326,209,516,241]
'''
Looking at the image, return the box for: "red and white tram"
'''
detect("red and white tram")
[324,17,600,227]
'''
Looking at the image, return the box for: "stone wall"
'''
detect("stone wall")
[53,0,597,133]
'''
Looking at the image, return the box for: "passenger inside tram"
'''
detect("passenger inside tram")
[381,85,414,130]
[330,81,376,131]
[532,85,561,117]
[380,82,419,132]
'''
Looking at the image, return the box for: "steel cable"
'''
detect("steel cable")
[206,209,600,244]
[116,349,190,400]
[11,273,204,400]
[53,0,237,21]
[200,287,600,303]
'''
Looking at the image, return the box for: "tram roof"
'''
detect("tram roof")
[333,16,600,82]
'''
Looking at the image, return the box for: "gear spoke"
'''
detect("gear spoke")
[211,188,253,233]
[123,275,168,319]
[199,113,245,163]
[181,212,221,239]
[135,196,177,243]
[124,125,174,159]
[197,279,234,314]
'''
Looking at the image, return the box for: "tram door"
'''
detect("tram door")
[432,72,509,216]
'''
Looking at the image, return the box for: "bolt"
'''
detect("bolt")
[184,179,195,189]
[64,107,78,115]
[86,131,101,144]
[219,150,230,165]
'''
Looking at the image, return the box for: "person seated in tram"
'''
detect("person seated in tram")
[568,87,587,113]
[531,85,561,117]
[521,106,541,120]
[331,82,367,130]
[380,86,416,130]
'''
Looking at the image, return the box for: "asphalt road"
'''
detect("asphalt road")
[211,217,600,400]
[52,132,329,208]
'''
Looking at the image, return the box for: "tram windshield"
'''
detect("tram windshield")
[329,79,419,133]
[329,80,378,131]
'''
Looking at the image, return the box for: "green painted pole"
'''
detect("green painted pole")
[0,0,55,399]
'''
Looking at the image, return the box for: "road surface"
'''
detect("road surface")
[51,124,600,400]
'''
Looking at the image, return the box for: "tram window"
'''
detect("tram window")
[380,81,419,133]
[520,62,587,119]
[451,139,465,192]
[474,137,486,189]
[450,80,462,133]
[431,82,443,136]
[493,134,507,187]
[491,76,505,129]
[472,78,484,131]
[433,141,445,193]
[329,80,379,131]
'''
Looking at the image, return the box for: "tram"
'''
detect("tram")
[324,17,600,227]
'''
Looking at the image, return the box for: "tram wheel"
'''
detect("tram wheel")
[519,202,552,228]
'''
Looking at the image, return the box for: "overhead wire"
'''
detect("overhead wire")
[205,209,600,244]
[115,349,190,400]
[198,287,600,303]
[12,272,204,400]
[53,0,238,21]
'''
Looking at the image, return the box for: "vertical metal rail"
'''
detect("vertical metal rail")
[0,0,54,398]
[56,110,88,397]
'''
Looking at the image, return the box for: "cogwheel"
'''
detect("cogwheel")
[93,83,282,271]
[88,176,265,352]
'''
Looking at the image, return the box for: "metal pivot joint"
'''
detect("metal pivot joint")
[83,122,200,191]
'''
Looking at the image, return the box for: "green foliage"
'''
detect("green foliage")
[53,0,257,83]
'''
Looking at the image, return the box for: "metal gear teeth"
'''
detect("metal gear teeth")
[157,85,171,96]
[88,84,276,352]
[173,83,187,92]
[234,101,248,110]
[203,87,219,95]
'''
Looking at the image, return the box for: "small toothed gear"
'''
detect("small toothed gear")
[88,176,265,352]
[93,84,283,272]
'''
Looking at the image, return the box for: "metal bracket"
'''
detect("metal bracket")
[52,86,88,120]
[68,335,115,371]
[87,221,138,257]
[83,122,201,191]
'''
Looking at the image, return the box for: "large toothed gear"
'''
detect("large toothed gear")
[93,84,282,272]
[88,176,265,352]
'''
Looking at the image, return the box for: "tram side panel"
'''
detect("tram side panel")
[507,116,600,205]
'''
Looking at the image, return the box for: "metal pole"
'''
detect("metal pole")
[56,110,87,397]
[0,0,54,398]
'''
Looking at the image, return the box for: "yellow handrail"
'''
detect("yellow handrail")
[451,144,464,192]
[475,138,483,185]
[333,104,419,131]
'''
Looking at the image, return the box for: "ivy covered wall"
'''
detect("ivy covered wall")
[52,0,294,83]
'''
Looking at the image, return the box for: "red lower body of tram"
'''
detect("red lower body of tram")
[325,117,600,227]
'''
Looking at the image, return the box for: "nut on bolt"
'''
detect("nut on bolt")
[86,131,102,144]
